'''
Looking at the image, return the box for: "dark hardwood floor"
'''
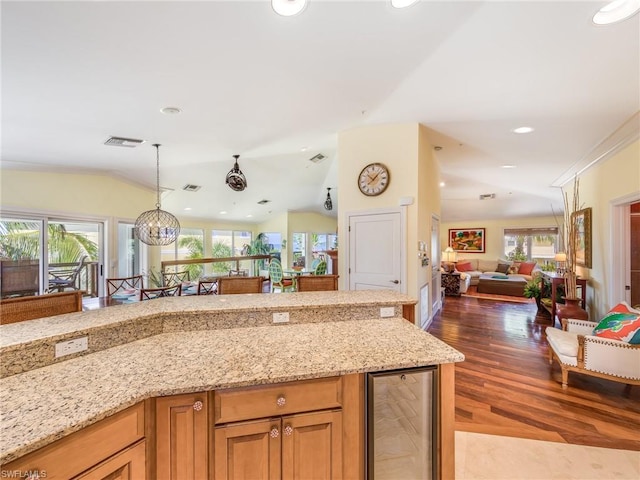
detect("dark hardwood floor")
[428,295,640,451]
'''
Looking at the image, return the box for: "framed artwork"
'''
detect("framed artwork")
[448,228,485,253]
[572,207,592,268]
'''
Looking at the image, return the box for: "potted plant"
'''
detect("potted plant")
[523,277,542,309]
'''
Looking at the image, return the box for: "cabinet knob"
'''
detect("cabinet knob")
[193,400,203,411]
[270,427,279,438]
[276,396,286,407]
[284,425,293,436]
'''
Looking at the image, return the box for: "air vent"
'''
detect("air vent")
[257,199,271,205]
[308,153,326,163]
[479,193,496,200]
[104,136,145,148]
[183,184,201,192]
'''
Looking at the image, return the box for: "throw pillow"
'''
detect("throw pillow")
[593,303,640,344]
[518,262,537,275]
[496,263,510,274]
[508,262,521,275]
[456,261,473,272]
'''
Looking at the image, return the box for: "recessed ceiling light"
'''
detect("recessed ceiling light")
[272,0,307,16]
[160,106,182,115]
[184,207,192,211]
[593,0,640,25]
[512,126,534,134]
[391,0,420,8]
[219,211,227,215]
[439,182,446,187]
[246,214,253,218]
[501,165,517,169]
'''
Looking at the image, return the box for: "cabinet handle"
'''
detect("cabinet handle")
[284,425,293,436]
[193,400,203,411]
[270,427,279,438]
[276,396,286,407]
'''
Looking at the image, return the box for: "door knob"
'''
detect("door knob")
[390,280,399,284]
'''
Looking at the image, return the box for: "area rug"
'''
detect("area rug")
[462,286,535,304]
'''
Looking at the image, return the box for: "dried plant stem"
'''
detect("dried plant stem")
[562,177,580,298]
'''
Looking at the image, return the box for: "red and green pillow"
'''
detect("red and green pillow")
[592,302,640,344]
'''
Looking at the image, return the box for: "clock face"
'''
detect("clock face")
[358,163,390,196]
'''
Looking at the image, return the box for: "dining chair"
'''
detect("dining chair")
[217,276,264,295]
[313,261,327,275]
[296,274,339,292]
[106,275,144,297]
[197,279,217,295]
[139,284,182,301]
[0,291,84,325]
[162,270,191,287]
[268,260,295,293]
[48,255,88,293]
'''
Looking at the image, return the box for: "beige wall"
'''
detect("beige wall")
[338,123,440,324]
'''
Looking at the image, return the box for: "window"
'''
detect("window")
[176,228,204,279]
[292,232,306,267]
[211,230,253,274]
[503,227,559,264]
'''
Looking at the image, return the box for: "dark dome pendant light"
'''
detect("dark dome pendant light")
[226,154,247,191]
[324,187,333,211]
[134,144,181,246]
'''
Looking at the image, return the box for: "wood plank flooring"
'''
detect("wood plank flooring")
[428,295,640,451]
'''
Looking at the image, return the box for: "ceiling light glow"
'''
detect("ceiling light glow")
[439,182,445,187]
[391,0,420,8]
[512,126,534,134]
[219,211,227,215]
[593,0,640,25]
[272,0,307,16]
[501,165,516,169]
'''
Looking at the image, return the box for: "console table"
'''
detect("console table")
[441,272,461,296]
[540,271,587,323]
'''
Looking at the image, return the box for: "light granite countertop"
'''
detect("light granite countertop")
[0,291,463,465]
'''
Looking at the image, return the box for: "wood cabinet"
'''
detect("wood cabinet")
[74,441,146,480]
[540,271,587,323]
[214,376,357,480]
[155,392,208,480]
[0,403,145,480]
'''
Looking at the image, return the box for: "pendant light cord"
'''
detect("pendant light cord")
[154,143,161,209]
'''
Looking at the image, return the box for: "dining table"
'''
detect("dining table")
[82,282,199,310]
[282,268,313,291]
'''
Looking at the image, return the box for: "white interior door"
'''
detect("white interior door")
[348,210,403,292]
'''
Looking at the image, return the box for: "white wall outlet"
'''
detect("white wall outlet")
[55,336,88,358]
[380,306,395,318]
[273,312,290,324]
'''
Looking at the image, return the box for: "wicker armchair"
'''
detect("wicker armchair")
[217,276,264,295]
[0,291,83,325]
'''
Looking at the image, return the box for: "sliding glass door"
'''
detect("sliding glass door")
[0,217,43,298]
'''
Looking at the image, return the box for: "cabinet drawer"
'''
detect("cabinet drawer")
[214,376,342,424]
[1,403,145,480]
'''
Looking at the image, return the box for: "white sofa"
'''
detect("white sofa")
[545,318,640,389]
[454,258,540,286]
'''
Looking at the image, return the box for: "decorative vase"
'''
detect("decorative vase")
[556,297,588,327]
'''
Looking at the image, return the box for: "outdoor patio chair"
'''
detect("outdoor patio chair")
[48,256,88,293]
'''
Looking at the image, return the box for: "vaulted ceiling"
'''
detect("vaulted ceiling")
[2,1,638,223]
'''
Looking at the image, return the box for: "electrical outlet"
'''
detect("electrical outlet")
[380,306,395,318]
[55,336,88,358]
[273,312,290,324]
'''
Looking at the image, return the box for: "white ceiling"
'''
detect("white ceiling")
[2,0,639,224]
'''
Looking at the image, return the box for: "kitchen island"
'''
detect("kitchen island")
[1,291,464,479]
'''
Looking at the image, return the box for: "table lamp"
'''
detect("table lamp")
[555,252,567,275]
[442,247,458,273]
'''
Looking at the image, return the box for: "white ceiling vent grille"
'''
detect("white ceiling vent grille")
[104,136,145,148]
[308,153,327,163]
[257,199,270,205]
[183,184,201,192]
[479,193,496,200]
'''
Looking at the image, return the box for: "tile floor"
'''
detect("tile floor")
[456,431,640,480]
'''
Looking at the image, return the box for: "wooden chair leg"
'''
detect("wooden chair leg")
[561,367,569,389]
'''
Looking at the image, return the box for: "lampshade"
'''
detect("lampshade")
[272,0,307,16]
[134,144,181,246]
[555,252,567,262]
[442,247,457,263]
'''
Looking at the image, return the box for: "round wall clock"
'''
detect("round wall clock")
[358,163,390,196]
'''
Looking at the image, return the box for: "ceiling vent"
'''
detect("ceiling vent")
[182,184,201,192]
[308,153,326,163]
[479,193,496,200]
[257,199,271,205]
[104,136,145,147]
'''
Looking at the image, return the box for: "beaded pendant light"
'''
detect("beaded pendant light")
[134,144,181,246]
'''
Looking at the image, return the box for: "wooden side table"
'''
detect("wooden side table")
[441,272,461,296]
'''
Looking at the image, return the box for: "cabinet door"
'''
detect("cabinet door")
[156,393,208,480]
[214,418,281,480]
[74,440,146,480]
[282,410,343,480]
